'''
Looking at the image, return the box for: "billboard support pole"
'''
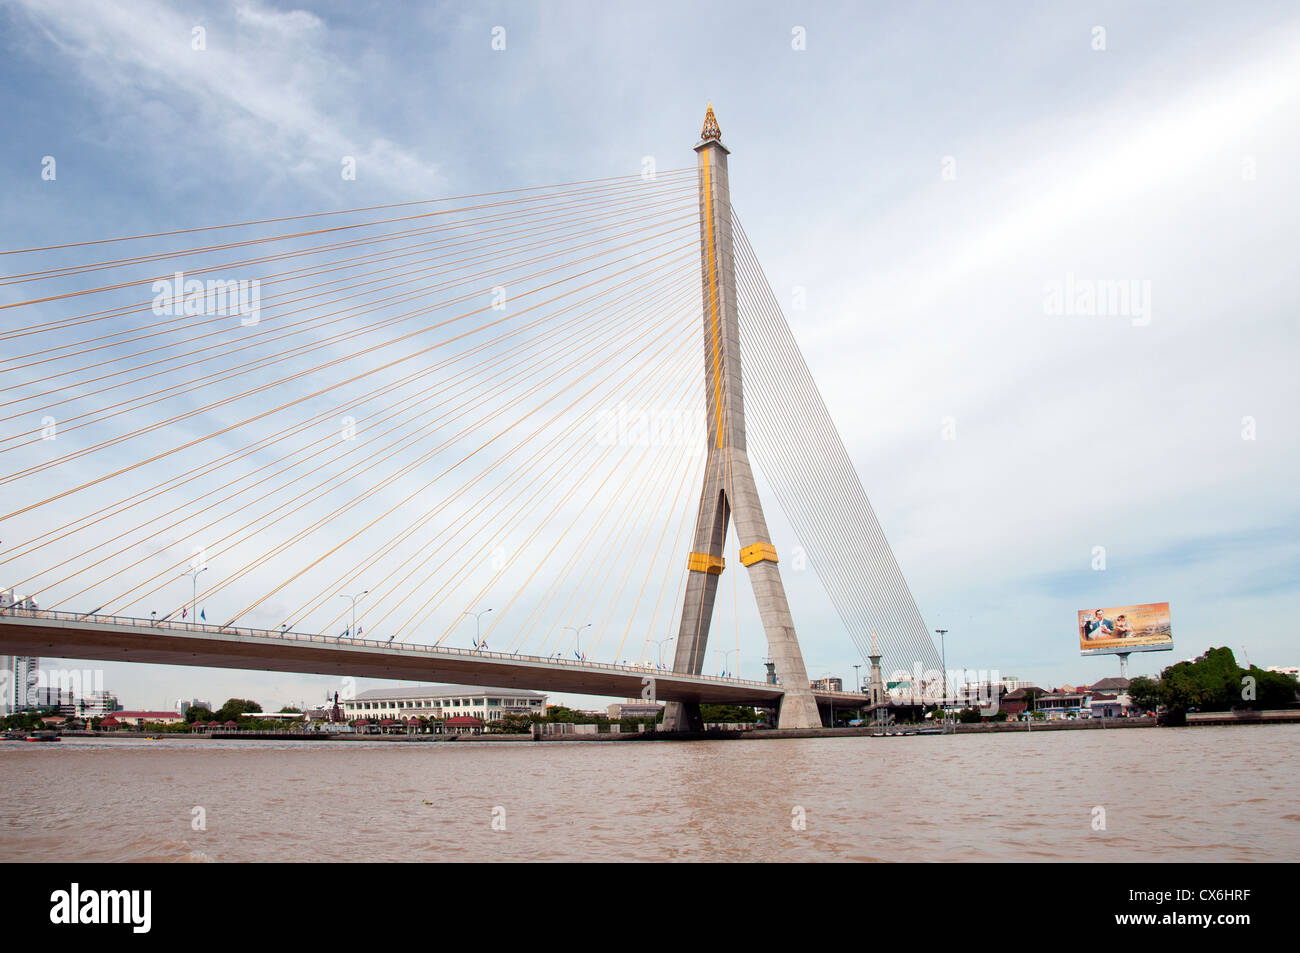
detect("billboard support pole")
[1117,652,1130,678]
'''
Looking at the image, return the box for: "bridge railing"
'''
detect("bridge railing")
[0,605,775,690]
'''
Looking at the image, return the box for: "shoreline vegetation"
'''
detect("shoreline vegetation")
[5,647,1294,741]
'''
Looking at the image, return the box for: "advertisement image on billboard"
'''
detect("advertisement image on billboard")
[1078,602,1172,656]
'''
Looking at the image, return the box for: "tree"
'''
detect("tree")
[1142,647,1299,723]
[184,705,214,724]
[213,698,263,722]
[1246,666,1299,709]
[699,704,759,724]
[490,713,533,734]
[1127,676,1160,711]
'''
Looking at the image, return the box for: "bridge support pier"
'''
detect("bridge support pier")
[661,106,822,732]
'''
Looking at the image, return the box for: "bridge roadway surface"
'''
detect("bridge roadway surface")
[0,609,868,711]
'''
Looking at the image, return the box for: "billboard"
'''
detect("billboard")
[1078,602,1172,656]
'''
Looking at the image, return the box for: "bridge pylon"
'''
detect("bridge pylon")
[661,106,822,731]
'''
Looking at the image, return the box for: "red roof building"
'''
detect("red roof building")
[443,716,485,734]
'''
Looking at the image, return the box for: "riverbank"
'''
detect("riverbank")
[24,710,1300,744]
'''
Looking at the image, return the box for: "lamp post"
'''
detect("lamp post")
[652,636,675,668]
[182,566,207,626]
[821,671,838,728]
[853,663,862,693]
[337,590,368,641]
[564,623,591,660]
[935,629,949,729]
[463,607,493,650]
[720,648,739,678]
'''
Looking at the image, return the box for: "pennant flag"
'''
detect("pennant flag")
[200,608,206,621]
[182,607,187,619]
[356,625,363,637]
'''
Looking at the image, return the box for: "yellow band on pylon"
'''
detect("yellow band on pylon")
[688,552,725,574]
[739,542,779,567]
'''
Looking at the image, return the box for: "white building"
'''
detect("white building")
[75,691,120,719]
[343,685,546,723]
[0,655,40,714]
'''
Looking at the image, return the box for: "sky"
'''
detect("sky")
[1,0,1297,711]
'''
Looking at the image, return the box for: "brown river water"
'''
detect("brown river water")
[2,726,1296,862]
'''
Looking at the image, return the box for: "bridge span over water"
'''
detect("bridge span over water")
[0,609,868,712]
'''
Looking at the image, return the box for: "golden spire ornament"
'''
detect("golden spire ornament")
[700,103,721,142]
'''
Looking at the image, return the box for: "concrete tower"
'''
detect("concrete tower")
[867,631,886,707]
[661,106,821,731]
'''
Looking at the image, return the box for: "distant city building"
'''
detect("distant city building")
[1267,666,1299,678]
[0,655,40,714]
[810,677,842,692]
[608,699,664,720]
[175,698,212,714]
[33,686,74,711]
[343,685,546,723]
[75,691,120,719]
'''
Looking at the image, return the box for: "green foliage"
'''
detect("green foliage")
[2,711,48,731]
[1248,666,1299,709]
[699,704,759,723]
[1145,648,1299,722]
[489,713,535,734]
[213,698,263,722]
[957,707,983,724]
[1127,676,1160,711]
[184,705,214,723]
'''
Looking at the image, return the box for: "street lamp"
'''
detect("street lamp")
[935,629,949,728]
[720,648,739,678]
[853,663,862,693]
[462,607,493,650]
[820,671,838,728]
[652,636,675,669]
[337,590,368,641]
[182,565,207,626]
[564,623,591,660]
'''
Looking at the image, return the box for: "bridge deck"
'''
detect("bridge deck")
[0,610,868,709]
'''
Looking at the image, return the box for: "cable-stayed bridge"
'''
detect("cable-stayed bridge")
[0,107,940,728]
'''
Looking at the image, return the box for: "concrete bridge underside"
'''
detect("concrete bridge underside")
[0,614,867,714]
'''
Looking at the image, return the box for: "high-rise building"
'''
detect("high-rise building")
[0,656,41,715]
